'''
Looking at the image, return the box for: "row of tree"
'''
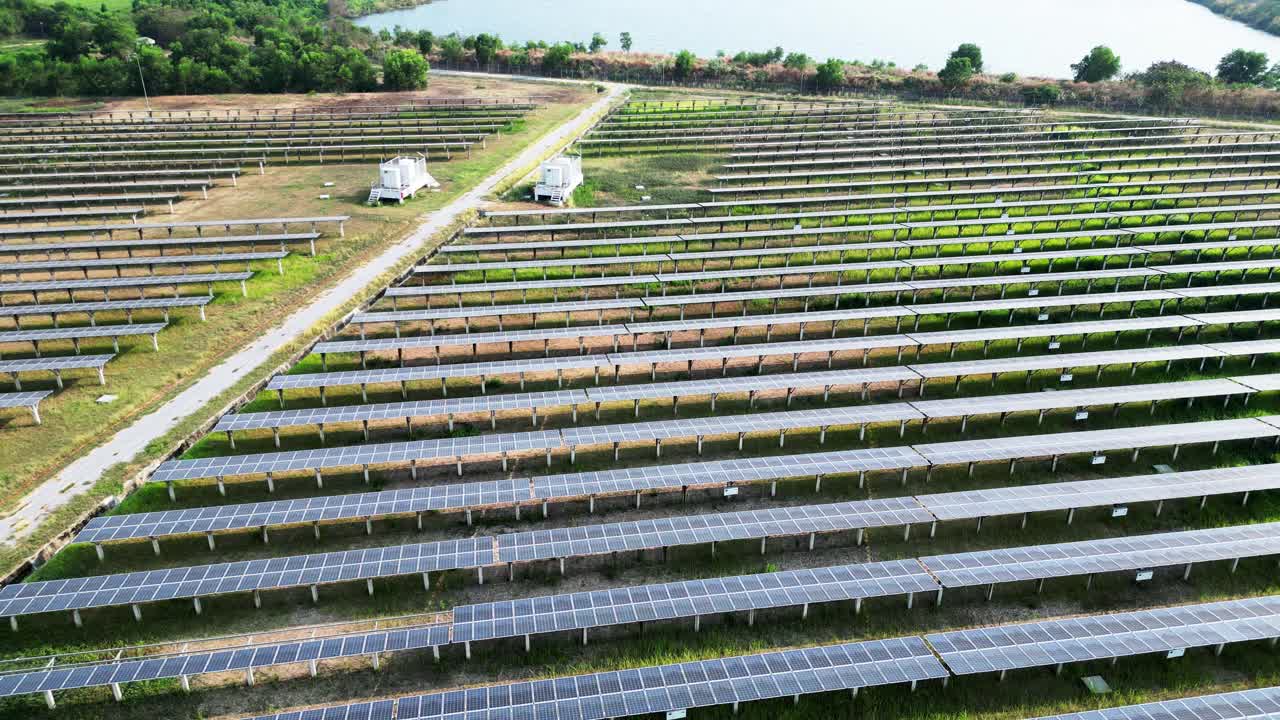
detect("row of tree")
[0,0,432,96]
[4,3,1280,115]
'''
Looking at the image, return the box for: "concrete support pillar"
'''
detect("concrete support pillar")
[111,683,122,701]
[131,604,142,622]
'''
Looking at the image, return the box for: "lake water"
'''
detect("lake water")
[356,0,1280,79]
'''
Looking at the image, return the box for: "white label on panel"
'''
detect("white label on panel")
[1091,455,1107,465]
[1112,505,1129,518]
[723,487,739,497]
[1075,411,1089,421]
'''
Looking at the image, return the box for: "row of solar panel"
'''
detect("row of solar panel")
[5,522,1278,701]
[10,455,1279,619]
[12,591,1270,719]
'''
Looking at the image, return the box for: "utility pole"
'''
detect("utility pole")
[135,36,155,114]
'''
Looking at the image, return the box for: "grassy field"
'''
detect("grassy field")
[0,77,596,568]
[7,95,1280,720]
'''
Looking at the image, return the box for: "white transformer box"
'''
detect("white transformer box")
[368,155,439,204]
[533,155,583,206]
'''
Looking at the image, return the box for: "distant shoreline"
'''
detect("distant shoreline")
[1189,0,1280,38]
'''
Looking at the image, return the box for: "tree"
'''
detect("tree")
[948,43,983,73]
[782,52,811,70]
[414,30,434,55]
[673,49,695,79]
[382,48,428,90]
[938,56,973,87]
[814,58,844,91]
[1218,49,1269,84]
[438,35,464,64]
[1071,45,1121,82]
[473,33,502,65]
[541,42,574,74]
[619,31,632,52]
[589,32,606,53]
[1137,60,1211,109]
[1022,83,1062,105]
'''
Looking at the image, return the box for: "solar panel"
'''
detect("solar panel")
[0,390,52,409]
[654,259,908,283]
[244,636,945,720]
[315,326,628,354]
[0,251,286,273]
[582,367,919,403]
[1174,281,1280,298]
[559,404,922,448]
[415,257,662,274]
[919,464,1280,520]
[361,299,643,322]
[0,536,494,618]
[0,216,348,239]
[382,275,659,297]
[495,497,932,563]
[76,479,530,544]
[0,354,113,373]
[150,430,564,483]
[1025,686,1280,720]
[910,378,1247,419]
[625,307,912,335]
[0,622,450,699]
[266,355,609,391]
[1207,339,1280,357]
[451,558,936,642]
[926,595,1280,675]
[1231,373,1280,393]
[0,233,320,257]
[533,446,929,501]
[213,391,588,433]
[0,272,252,294]
[1186,309,1280,326]
[0,323,166,343]
[0,297,211,318]
[606,334,919,367]
[920,522,1280,589]
[914,417,1279,466]
[908,344,1227,380]
[905,315,1196,347]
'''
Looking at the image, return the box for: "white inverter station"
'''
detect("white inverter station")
[533,155,583,206]
[368,155,440,204]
